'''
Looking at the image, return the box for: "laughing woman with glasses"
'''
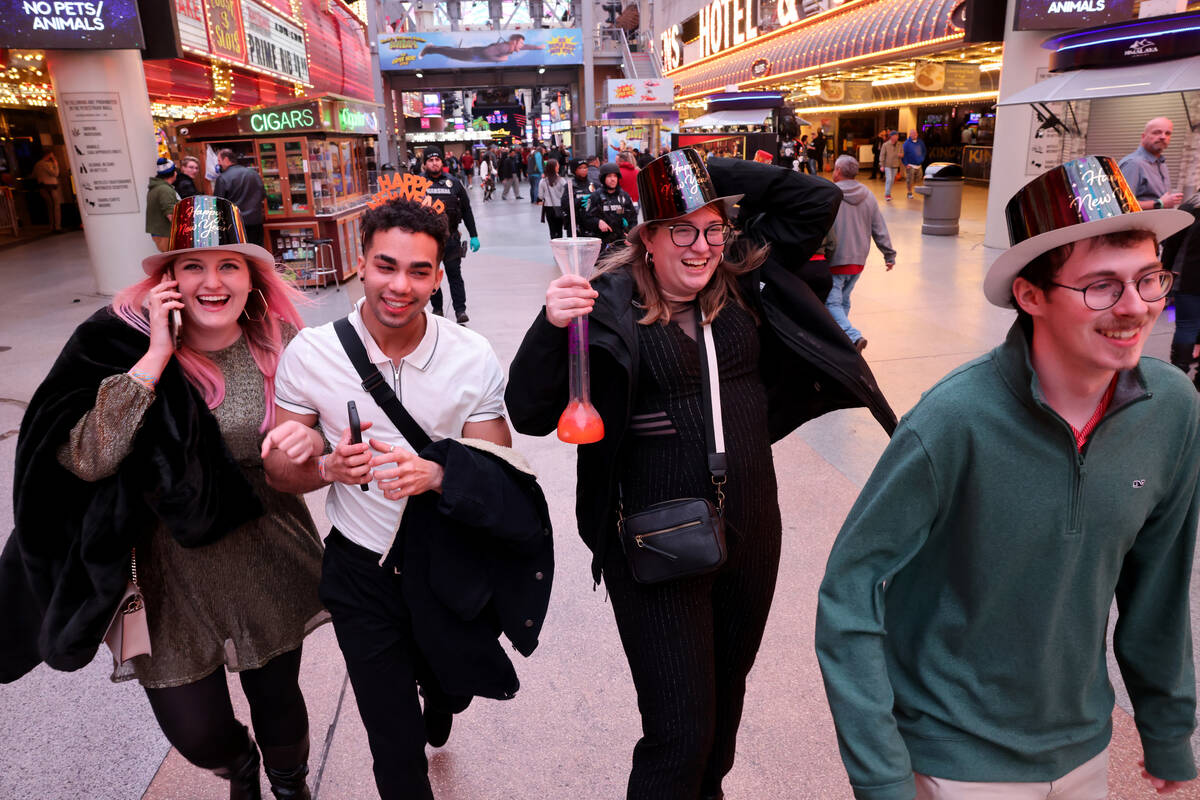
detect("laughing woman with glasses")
[506,150,897,800]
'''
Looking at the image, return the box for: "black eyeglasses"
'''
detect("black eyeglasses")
[666,223,731,248]
[1048,269,1174,311]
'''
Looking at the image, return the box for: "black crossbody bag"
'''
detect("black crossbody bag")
[617,310,728,585]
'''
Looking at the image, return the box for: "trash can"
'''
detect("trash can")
[913,162,964,236]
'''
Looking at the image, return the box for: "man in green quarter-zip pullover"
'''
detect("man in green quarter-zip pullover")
[817,156,1200,800]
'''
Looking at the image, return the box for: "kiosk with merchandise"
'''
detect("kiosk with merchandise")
[171,94,380,285]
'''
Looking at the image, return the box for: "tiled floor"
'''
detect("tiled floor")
[1,175,1197,799]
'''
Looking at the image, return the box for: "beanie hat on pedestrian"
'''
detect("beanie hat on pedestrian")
[423,148,443,162]
[599,162,621,180]
[570,158,588,173]
[156,157,176,178]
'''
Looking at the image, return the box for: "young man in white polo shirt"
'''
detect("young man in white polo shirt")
[261,198,510,799]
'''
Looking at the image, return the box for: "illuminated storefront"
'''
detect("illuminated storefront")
[658,0,1003,174]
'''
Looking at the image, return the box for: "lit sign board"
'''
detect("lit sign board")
[238,101,324,134]
[1,0,144,49]
[1014,0,1134,31]
[378,28,584,71]
[486,110,509,124]
[336,105,380,134]
[243,0,308,83]
[661,0,800,70]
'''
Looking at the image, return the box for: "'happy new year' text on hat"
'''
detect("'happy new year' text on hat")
[628,148,743,241]
[141,195,276,276]
[983,155,1192,308]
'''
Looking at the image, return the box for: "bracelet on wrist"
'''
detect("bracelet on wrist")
[318,454,329,482]
[128,370,158,390]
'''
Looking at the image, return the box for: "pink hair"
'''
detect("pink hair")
[113,254,308,432]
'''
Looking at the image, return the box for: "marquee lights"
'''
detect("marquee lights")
[790,89,999,115]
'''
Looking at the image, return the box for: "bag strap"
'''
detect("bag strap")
[695,308,728,501]
[333,317,434,452]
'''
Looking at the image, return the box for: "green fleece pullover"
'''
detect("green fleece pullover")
[145,176,178,238]
[816,322,1200,800]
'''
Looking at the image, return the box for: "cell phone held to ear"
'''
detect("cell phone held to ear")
[348,401,369,492]
[166,268,182,350]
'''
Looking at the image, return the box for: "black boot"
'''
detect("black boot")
[1169,341,1193,373]
[212,732,263,800]
[261,735,311,800]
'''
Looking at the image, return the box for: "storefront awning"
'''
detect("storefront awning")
[682,109,794,128]
[998,55,1200,105]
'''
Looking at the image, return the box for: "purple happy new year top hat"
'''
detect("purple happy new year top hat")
[984,155,1191,307]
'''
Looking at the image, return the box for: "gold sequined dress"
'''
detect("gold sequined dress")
[58,329,328,688]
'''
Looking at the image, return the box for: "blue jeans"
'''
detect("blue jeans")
[1173,293,1200,348]
[529,174,541,202]
[826,272,863,343]
[884,167,897,197]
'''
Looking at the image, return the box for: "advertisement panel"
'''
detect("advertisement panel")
[206,0,247,62]
[379,28,584,71]
[176,0,209,51]
[2,0,144,49]
[1014,0,1134,31]
[606,79,676,106]
[243,0,308,83]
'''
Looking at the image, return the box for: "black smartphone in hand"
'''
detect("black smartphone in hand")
[348,401,368,492]
[166,267,182,349]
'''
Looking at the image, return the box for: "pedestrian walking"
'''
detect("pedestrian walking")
[537,158,567,240]
[499,148,522,200]
[175,155,201,200]
[1119,117,1184,210]
[145,157,180,252]
[262,196,552,800]
[811,130,827,174]
[870,130,886,180]
[32,151,63,231]
[616,150,640,206]
[587,154,601,189]
[214,149,267,246]
[479,152,496,201]
[902,129,926,199]
[879,131,902,201]
[507,150,895,800]
[817,155,1199,800]
[585,162,637,250]
[460,150,474,188]
[1,194,326,800]
[826,155,896,352]
[420,148,480,325]
[528,146,544,203]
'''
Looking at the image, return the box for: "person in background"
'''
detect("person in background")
[902,129,927,200]
[1119,117,1184,211]
[870,130,886,180]
[617,150,640,208]
[499,147,521,200]
[32,151,62,232]
[528,146,544,204]
[1164,192,1200,379]
[587,155,601,189]
[537,158,567,240]
[586,162,637,250]
[214,149,267,246]
[421,148,480,325]
[460,150,474,188]
[2,195,326,800]
[175,156,201,201]
[559,158,596,237]
[479,152,496,201]
[146,158,180,253]
[879,131,902,201]
[826,155,896,353]
[817,156,1198,800]
[811,130,827,174]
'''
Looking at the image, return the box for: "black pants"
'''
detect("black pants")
[144,647,308,770]
[546,211,564,240]
[431,236,466,315]
[603,521,781,800]
[318,530,469,800]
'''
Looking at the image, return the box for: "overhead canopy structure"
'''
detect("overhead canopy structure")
[998,55,1200,105]
[681,108,809,129]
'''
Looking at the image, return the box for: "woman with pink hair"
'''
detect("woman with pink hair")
[2,196,325,799]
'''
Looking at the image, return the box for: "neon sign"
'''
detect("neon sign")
[249,107,315,133]
[338,107,379,133]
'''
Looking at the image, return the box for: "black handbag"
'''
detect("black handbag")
[617,309,728,584]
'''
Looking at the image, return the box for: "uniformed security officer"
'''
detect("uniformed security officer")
[586,162,637,250]
[559,158,597,238]
[422,148,481,324]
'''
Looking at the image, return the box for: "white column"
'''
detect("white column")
[46,49,158,295]
[581,0,598,156]
[983,0,1052,249]
[366,0,394,167]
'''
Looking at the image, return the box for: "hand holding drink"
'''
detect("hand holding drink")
[547,236,605,444]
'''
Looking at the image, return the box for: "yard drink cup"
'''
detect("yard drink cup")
[551,236,605,444]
